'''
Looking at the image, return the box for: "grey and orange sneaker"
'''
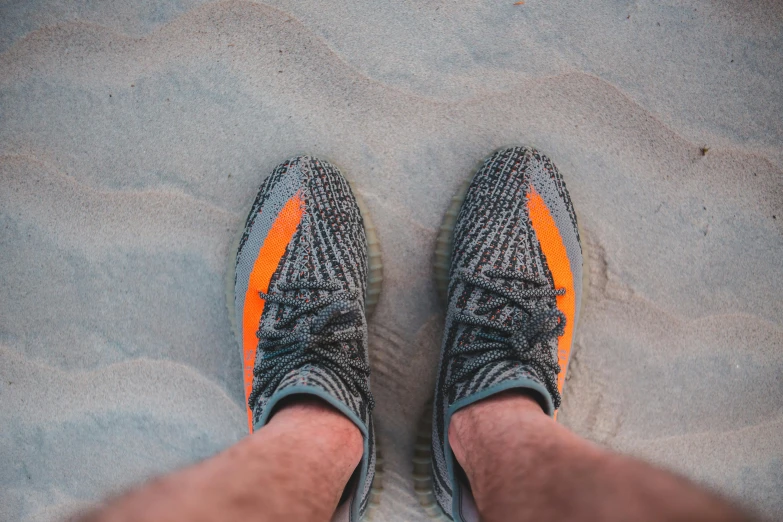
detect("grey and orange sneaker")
[229,157,383,521]
[419,147,583,521]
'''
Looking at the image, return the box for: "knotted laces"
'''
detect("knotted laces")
[247,280,374,412]
[447,268,565,409]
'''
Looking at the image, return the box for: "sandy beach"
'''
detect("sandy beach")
[1,1,782,520]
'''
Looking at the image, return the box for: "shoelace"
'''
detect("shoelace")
[247,280,375,412]
[447,268,565,409]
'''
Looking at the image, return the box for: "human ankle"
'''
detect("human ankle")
[265,396,363,460]
[260,396,364,490]
[248,396,364,515]
[448,392,549,501]
[449,392,546,453]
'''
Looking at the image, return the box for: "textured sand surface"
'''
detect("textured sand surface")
[1,1,782,520]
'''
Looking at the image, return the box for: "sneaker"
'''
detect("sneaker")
[425,147,584,520]
[229,156,383,521]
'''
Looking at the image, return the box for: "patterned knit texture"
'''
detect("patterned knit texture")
[235,156,375,517]
[431,147,582,516]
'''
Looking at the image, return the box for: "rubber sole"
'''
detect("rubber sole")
[352,181,385,520]
[353,183,384,318]
[419,172,590,519]
[433,180,470,303]
[413,402,451,521]
[224,178,384,519]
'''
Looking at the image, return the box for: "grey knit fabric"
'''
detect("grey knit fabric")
[235,157,375,521]
[431,147,583,519]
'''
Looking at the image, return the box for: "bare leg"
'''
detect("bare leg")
[449,392,755,522]
[75,397,362,522]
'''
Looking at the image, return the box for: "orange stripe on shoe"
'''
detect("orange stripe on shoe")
[241,191,304,433]
[526,186,575,401]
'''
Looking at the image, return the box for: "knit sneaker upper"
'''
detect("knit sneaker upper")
[233,156,375,520]
[431,147,583,520]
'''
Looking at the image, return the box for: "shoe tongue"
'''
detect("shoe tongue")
[451,358,549,405]
[269,364,365,419]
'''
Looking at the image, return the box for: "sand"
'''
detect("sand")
[1,1,782,520]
